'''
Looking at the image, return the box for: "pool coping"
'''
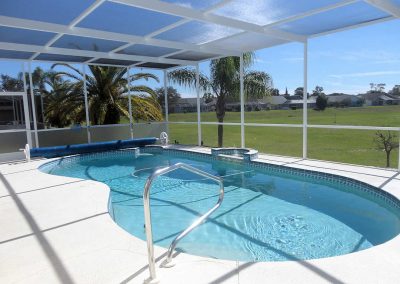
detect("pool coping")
[1,146,400,283]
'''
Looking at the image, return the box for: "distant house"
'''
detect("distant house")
[201,99,216,112]
[358,92,400,106]
[286,98,316,109]
[171,98,200,113]
[379,94,400,105]
[225,102,241,112]
[264,96,288,110]
[327,94,362,107]
[0,95,25,130]
[285,95,303,101]
[245,100,270,111]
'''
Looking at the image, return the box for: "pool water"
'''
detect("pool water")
[41,150,400,262]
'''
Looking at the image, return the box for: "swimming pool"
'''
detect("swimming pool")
[40,147,400,262]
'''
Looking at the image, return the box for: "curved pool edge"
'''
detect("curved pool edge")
[15,148,400,283]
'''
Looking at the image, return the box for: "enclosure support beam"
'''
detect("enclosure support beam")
[240,54,245,148]
[303,40,308,159]
[22,62,32,148]
[398,131,400,171]
[163,70,169,135]
[127,67,134,139]
[196,64,202,146]
[40,94,45,128]
[82,64,91,143]
[28,62,39,147]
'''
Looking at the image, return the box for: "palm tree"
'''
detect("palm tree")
[43,73,85,128]
[52,64,163,125]
[168,53,272,147]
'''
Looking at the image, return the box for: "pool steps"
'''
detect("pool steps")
[142,162,224,284]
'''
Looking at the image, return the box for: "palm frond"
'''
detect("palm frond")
[51,63,83,77]
[130,73,159,83]
[168,68,210,92]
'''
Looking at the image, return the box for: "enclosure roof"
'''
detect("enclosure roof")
[0,0,399,69]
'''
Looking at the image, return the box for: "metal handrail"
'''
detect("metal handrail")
[143,162,224,283]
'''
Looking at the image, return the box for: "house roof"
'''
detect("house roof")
[380,94,400,101]
[175,97,200,105]
[0,0,399,69]
[327,94,358,102]
[265,96,288,105]
[289,99,316,104]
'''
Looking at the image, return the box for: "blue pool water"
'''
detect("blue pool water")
[41,149,400,262]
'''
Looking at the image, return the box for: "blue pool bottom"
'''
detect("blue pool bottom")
[40,148,400,262]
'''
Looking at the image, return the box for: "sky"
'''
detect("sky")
[1,18,399,98]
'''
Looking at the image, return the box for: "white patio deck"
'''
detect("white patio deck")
[1,147,400,284]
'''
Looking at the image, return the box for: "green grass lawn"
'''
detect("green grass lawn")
[169,105,400,126]
[167,106,400,169]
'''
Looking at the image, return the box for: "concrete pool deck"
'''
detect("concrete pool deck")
[1,146,400,284]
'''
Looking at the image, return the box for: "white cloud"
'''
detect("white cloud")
[311,49,400,64]
[254,58,271,65]
[329,70,400,79]
[283,57,303,62]
[185,22,240,44]
[215,0,283,25]
[171,1,193,9]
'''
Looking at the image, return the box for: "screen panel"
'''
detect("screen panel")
[0,50,34,60]
[0,26,56,45]
[212,0,344,26]
[137,62,179,69]
[91,58,139,66]
[51,35,127,52]
[0,0,96,25]
[118,44,180,57]
[160,0,222,10]
[276,1,391,36]
[35,53,91,63]
[77,2,182,36]
[206,32,289,51]
[155,21,242,44]
[168,51,219,61]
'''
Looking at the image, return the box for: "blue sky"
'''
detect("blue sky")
[1,19,399,97]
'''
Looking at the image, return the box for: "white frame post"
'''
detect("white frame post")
[303,41,308,159]
[398,130,400,172]
[22,62,32,148]
[40,93,45,128]
[28,62,39,147]
[82,64,91,143]
[127,67,134,139]
[163,70,169,135]
[196,64,202,146]
[240,54,245,148]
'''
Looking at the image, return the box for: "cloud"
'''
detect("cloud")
[283,57,303,62]
[311,50,400,64]
[215,0,283,25]
[254,58,271,64]
[328,70,400,79]
[185,22,240,44]
[171,1,193,9]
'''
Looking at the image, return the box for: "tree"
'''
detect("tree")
[271,88,280,96]
[369,83,386,92]
[0,74,23,91]
[374,131,399,167]
[315,94,328,111]
[203,92,215,103]
[168,54,272,147]
[52,64,162,124]
[294,87,304,97]
[312,86,324,96]
[43,75,85,128]
[389,85,400,96]
[155,87,181,112]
